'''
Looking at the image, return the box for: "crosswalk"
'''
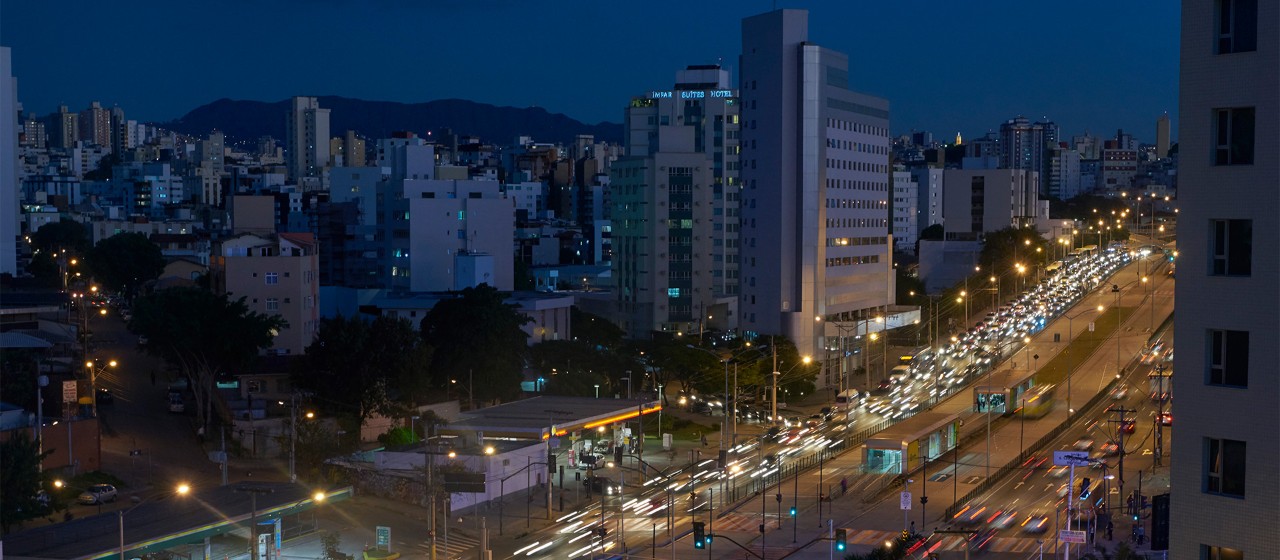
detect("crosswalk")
[841,528,1054,555]
[415,528,482,560]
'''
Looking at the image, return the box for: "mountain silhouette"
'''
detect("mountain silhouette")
[159,96,622,146]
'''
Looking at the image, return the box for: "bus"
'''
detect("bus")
[1149,369,1172,401]
[1016,384,1056,419]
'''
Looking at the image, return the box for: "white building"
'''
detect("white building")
[405,179,514,292]
[1047,145,1082,199]
[738,9,896,389]
[910,167,944,234]
[891,170,919,254]
[611,65,740,337]
[1171,1,1278,557]
[0,47,18,275]
[941,169,1039,240]
[286,97,330,181]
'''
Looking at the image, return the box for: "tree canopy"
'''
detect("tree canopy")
[130,287,286,430]
[294,315,431,424]
[26,220,92,287]
[420,284,530,404]
[1,431,51,534]
[86,232,165,298]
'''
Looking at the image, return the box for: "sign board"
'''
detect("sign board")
[662,433,673,450]
[1054,450,1092,467]
[1088,322,1096,332]
[900,491,912,510]
[62,380,77,403]
[1059,529,1087,544]
[375,526,391,550]
[208,450,227,464]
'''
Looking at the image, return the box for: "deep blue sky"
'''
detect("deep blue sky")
[2,0,1179,142]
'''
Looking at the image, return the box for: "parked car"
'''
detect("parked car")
[96,387,114,405]
[78,484,118,505]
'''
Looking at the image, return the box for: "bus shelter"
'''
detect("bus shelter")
[972,367,1039,415]
[863,411,962,474]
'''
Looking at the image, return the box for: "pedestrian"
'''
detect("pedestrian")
[1137,525,1145,545]
[910,521,915,535]
[701,434,708,447]
[840,477,848,495]
[1107,520,1114,541]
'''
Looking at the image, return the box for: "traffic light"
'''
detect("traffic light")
[1079,477,1092,500]
[836,528,847,551]
[789,506,797,517]
[693,521,706,549]
[775,493,783,503]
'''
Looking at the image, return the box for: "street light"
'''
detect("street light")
[121,483,191,560]
[84,358,117,416]
[1063,304,1106,419]
[771,356,812,423]
[594,384,600,399]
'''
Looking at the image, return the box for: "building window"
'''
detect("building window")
[265,272,279,285]
[1202,544,1245,560]
[266,298,279,312]
[1213,108,1254,165]
[667,288,680,298]
[1207,329,1248,387]
[1210,219,1252,276]
[1215,0,1257,54]
[1205,437,1246,497]
[247,380,265,393]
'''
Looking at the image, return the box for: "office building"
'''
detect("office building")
[286,97,330,181]
[1100,147,1138,191]
[1171,1,1278,557]
[999,116,1055,194]
[213,231,320,356]
[738,9,894,387]
[611,65,740,337]
[910,166,944,235]
[0,47,17,276]
[1047,145,1082,199]
[47,104,78,150]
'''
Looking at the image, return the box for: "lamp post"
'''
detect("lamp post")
[120,483,191,560]
[771,357,812,423]
[1063,304,1106,420]
[594,384,600,399]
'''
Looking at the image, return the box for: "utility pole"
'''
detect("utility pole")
[1108,406,1136,508]
[1152,364,1168,467]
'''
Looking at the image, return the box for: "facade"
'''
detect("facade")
[213,232,321,356]
[941,169,1039,239]
[47,105,78,150]
[1100,147,1138,191]
[285,97,330,181]
[1171,1,1278,557]
[0,47,17,276]
[738,9,894,387]
[909,166,943,235]
[890,169,919,254]
[405,179,514,292]
[611,65,740,337]
[1047,145,1082,199]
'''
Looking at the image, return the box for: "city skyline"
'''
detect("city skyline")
[2,1,1179,141]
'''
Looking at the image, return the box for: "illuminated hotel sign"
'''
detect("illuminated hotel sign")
[649,90,735,99]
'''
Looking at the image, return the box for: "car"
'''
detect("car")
[1119,420,1137,434]
[584,476,621,495]
[96,387,114,405]
[1158,412,1173,426]
[1100,442,1121,457]
[1073,437,1095,451]
[78,484,118,504]
[1109,385,1130,400]
[952,504,989,526]
[990,509,1019,529]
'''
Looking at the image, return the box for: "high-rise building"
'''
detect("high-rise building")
[213,231,320,356]
[890,169,919,254]
[611,65,740,337]
[1047,145,1082,199]
[406,179,514,292]
[285,97,330,181]
[0,47,18,276]
[22,112,46,149]
[998,116,1053,194]
[909,167,944,234]
[738,9,894,387]
[78,101,112,151]
[1155,113,1171,158]
[940,169,1039,239]
[1171,1,1277,558]
[47,104,78,150]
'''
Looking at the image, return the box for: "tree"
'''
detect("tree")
[26,220,91,287]
[919,223,944,240]
[130,287,285,433]
[320,531,354,560]
[294,315,430,429]
[86,233,165,298]
[644,337,720,395]
[420,284,530,404]
[1,432,51,534]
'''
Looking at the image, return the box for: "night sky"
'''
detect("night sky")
[2,0,1179,142]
